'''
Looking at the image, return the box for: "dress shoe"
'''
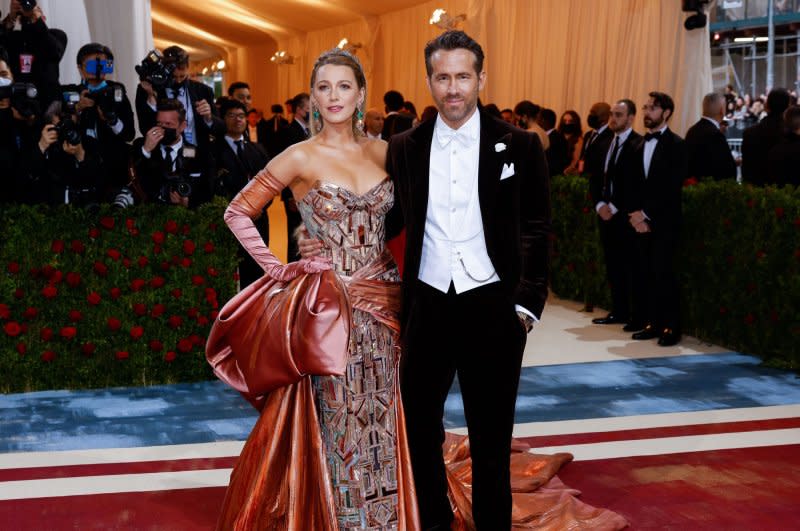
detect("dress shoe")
[592,314,628,325]
[658,329,681,346]
[623,321,646,332]
[632,325,659,340]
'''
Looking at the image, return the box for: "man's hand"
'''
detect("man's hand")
[75,90,95,113]
[195,99,212,120]
[633,221,651,233]
[629,210,646,226]
[140,80,157,105]
[597,204,613,221]
[143,126,163,152]
[62,141,85,162]
[3,0,21,28]
[0,97,10,110]
[38,124,58,152]
[169,190,189,207]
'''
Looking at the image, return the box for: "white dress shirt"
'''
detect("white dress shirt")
[419,109,500,295]
[643,124,669,178]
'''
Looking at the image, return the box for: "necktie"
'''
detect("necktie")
[607,136,621,170]
[603,137,620,200]
[644,131,662,142]
[235,139,245,160]
[586,131,597,149]
[164,146,174,170]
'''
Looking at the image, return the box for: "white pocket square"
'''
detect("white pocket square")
[500,162,515,180]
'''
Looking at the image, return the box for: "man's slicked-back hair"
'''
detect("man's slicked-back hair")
[227,81,250,96]
[618,99,637,116]
[648,91,675,119]
[424,30,484,77]
[157,98,187,123]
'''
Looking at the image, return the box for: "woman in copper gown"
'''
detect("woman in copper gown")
[208,49,628,530]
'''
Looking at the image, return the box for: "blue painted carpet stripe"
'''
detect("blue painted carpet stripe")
[2,353,800,452]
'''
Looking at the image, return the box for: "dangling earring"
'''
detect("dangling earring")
[356,106,364,132]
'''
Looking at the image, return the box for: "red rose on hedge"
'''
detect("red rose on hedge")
[66,272,82,287]
[123,257,132,268]
[153,245,163,255]
[191,275,205,285]
[151,304,166,318]
[182,224,190,235]
[23,307,38,320]
[197,316,209,326]
[110,287,122,300]
[93,261,109,276]
[14,288,25,299]
[4,321,22,337]
[81,343,96,356]
[181,258,192,268]
[152,231,166,244]
[60,326,77,340]
[126,218,136,230]
[168,315,183,329]
[130,326,144,340]
[16,342,26,354]
[41,350,56,362]
[149,339,163,352]
[107,317,122,331]
[0,304,9,319]
[71,240,85,254]
[133,303,147,316]
[51,239,65,254]
[164,220,179,234]
[160,260,170,271]
[164,351,176,362]
[131,278,146,292]
[183,239,196,256]
[138,256,149,268]
[210,310,219,320]
[177,338,193,353]
[187,307,199,318]
[100,216,115,229]
[107,249,121,261]
[207,267,219,277]
[171,288,182,299]
[40,327,53,341]
[7,261,20,274]
[190,334,204,346]
[203,241,214,253]
[68,310,83,322]
[88,227,101,239]
[49,270,63,284]
[208,222,218,231]
[87,292,102,306]
[150,276,166,288]
[115,351,129,360]
[41,285,58,299]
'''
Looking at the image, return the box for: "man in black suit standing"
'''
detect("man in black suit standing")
[280,92,311,261]
[539,107,569,177]
[579,102,612,175]
[628,92,687,347]
[381,89,413,140]
[768,105,800,186]
[590,99,644,329]
[685,92,736,181]
[386,31,550,530]
[212,99,271,288]
[259,104,289,157]
[135,46,224,153]
[742,88,791,185]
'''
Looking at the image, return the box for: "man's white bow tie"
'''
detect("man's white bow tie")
[437,129,471,147]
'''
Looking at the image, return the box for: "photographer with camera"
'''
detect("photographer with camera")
[132,98,212,208]
[1,0,67,107]
[135,46,223,152]
[21,100,103,207]
[60,43,135,198]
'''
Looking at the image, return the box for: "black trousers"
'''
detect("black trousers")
[598,215,635,320]
[401,280,527,530]
[634,230,681,332]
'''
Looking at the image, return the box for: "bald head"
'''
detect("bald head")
[364,108,384,137]
[588,102,611,130]
[702,92,725,121]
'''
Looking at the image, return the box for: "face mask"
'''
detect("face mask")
[161,127,179,145]
[86,80,108,92]
[587,115,601,130]
[0,77,12,88]
[561,123,578,135]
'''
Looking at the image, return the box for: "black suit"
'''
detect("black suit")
[381,112,414,140]
[131,138,213,208]
[742,114,784,186]
[135,80,225,152]
[767,133,800,186]
[280,119,309,261]
[212,137,271,288]
[589,130,643,322]
[258,115,289,158]
[386,111,551,529]
[685,118,736,181]
[546,129,569,177]
[581,127,614,179]
[627,129,687,333]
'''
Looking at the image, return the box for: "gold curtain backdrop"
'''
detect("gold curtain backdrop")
[274,0,711,136]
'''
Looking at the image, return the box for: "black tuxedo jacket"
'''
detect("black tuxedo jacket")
[258,116,289,157]
[211,137,270,199]
[546,130,569,177]
[626,129,688,233]
[589,130,643,213]
[767,134,800,186]
[685,118,736,181]
[382,112,414,140]
[742,114,784,186]
[386,111,551,325]
[582,127,614,180]
[135,80,225,151]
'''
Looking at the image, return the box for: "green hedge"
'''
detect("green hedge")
[550,175,800,369]
[0,199,239,392]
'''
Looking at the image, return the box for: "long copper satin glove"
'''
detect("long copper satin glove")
[224,168,329,281]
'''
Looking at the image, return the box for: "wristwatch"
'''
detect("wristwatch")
[517,311,535,333]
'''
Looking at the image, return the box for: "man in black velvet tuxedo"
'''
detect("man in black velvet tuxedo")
[685,92,736,181]
[590,99,644,330]
[627,92,687,347]
[386,31,551,530]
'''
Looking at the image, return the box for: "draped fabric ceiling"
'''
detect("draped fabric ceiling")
[152,0,711,135]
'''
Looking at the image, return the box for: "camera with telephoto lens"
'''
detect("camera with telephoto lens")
[54,118,81,146]
[113,186,135,209]
[19,0,37,13]
[135,50,176,89]
[0,82,38,117]
[87,84,123,125]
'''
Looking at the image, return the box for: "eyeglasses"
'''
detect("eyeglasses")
[226,113,247,120]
